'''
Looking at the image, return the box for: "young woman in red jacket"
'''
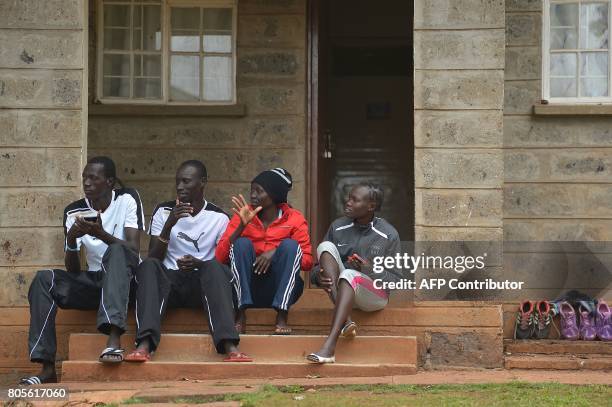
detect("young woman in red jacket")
[216,168,313,335]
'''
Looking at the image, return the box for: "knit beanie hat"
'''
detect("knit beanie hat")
[252,168,293,204]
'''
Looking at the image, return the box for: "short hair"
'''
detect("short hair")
[355,183,384,211]
[87,156,124,188]
[178,160,208,180]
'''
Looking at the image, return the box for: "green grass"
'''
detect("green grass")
[114,382,612,406]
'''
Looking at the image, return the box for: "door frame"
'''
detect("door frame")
[306,0,323,244]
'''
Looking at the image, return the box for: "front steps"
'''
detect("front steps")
[61,333,417,381]
[1,290,505,374]
[504,339,612,370]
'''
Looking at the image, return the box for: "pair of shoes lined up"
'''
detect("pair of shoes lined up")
[514,300,553,339]
[558,300,612,341]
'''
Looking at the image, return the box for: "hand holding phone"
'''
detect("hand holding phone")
[348,253,366,264]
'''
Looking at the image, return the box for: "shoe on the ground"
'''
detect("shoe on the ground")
[514,300,535,339]
[578,305,596,341]
[559,301,579,340]
[595,300,612,341]
[533,300,553,339]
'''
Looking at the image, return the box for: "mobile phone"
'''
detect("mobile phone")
[351,253,366,264]
[83,216,98,222]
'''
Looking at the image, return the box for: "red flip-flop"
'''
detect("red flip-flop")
[223,351,253,362]
[124,348,151,363]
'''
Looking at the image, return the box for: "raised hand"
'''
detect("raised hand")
[231,194,262,226]
[166,198,193,228]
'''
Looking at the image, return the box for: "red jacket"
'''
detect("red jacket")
[215,203,313,271]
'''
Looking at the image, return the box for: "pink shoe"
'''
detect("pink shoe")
[578,305,596,341]
[595,300,612,341]
[559,301,579,340]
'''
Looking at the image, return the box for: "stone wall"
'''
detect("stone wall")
[502,0,612,335]
[0,0,88,307]
[414,0,505,243]
[412,0,505,365]
[88,0,307,241]
[504,0,612,242]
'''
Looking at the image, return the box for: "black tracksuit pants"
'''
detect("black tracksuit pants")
[134,257,239,354]
[28,243,138,363]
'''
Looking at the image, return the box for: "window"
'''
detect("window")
[543,0,610,102]
[97,0,237,104]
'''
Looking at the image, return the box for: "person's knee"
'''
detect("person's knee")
[106,242,125,253]
[233,237,254,251]
[317,241,336,255]
[31,269,53,290]
[278,238,299,252]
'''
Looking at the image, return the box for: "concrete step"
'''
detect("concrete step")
[505,354,612,370]
[61,360,417,381]
[3,305,500,331]
[69,334,417,365]
[504,339,612,355]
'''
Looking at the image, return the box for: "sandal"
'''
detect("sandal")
[19,375,57,386]
[223,351,253,362]
[306,353,335,364]
[340,321,357,338]
[124,348,152,363]
[99,347,125,363]
[274,325,292,335]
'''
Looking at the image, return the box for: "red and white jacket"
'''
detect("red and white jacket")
[215,203,313,271]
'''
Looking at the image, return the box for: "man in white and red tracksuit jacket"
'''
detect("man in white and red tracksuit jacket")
[215,168,313,334]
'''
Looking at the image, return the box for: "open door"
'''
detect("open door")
[308,0,414,243]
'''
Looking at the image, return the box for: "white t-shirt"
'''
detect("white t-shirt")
[64,188,145,271]
[149,200,229,269]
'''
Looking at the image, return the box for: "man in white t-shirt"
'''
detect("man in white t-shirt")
[125,160,251,363]
[22,157,145,385]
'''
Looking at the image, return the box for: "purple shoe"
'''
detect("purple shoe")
[559,302,579,340]
[595,300,612,341]
[578,305,596,341]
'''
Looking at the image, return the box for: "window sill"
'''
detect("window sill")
[533,103,612,116]
[88,103,246,117]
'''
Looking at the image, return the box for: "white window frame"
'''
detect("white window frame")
[542,0,612,103]
[96,0,237,105]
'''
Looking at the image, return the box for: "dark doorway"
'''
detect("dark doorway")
[308,0,414,243]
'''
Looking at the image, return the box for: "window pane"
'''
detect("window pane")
[103,77,130,97]
[134,78,161,98]
[104,4,130,27]
[203,56,232,101]
[170,55,200,101]
[581,52,608,76]
[550,53,577,76]
[171,7,199,30]
[581,77,608,96]
[550,4,578,49]
[203,9,232,52]
[550,78,577,97]
[171,31,199,52]
[104,28,130,50]
[203,8,232,30]
[144,55,162,77]
[551,3,578,26]
[580,3,609,49]
[142,5,162,51]
[203,33,232,53]
[103,54,130,76]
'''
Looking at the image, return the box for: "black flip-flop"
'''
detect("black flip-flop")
[99,347,125,363]
[19,375,57,386]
